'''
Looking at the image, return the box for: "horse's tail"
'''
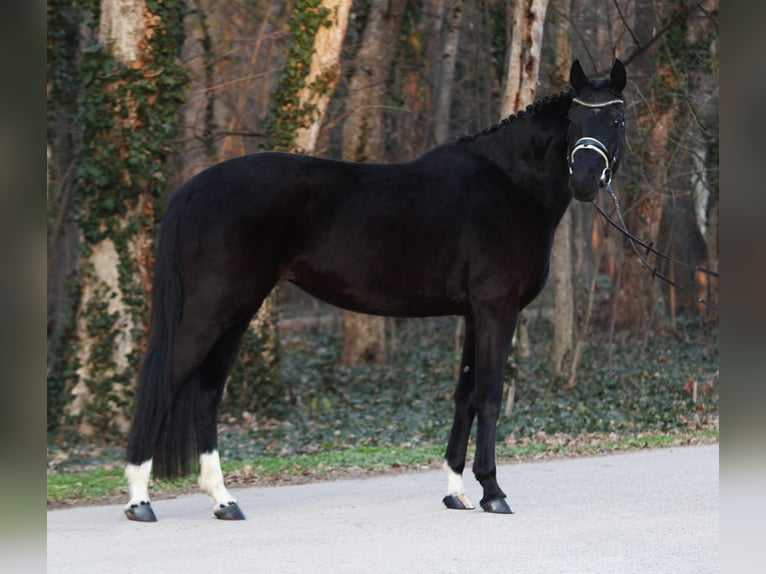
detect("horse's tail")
[126,190,197,479]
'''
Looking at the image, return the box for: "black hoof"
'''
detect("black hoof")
[125,501,157,522]
[214,501,245,520]
[443,494,475,510]
[480,497,514,514]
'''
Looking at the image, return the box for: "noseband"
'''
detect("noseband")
[567,97,624,186]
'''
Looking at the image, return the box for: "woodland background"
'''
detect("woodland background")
[46,0,718,455]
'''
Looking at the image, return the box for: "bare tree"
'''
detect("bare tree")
[500,0,549,414]
[293,0,354,152]
[432,0,463,145]
[549,0,574,375]
[340,0,408,365]
[502,0,550,115]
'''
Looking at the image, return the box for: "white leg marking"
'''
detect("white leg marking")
[443,460,475,509]
[125,460,152,509]
[199,451,237,509]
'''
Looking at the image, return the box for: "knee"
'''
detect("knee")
[476,398,501,421]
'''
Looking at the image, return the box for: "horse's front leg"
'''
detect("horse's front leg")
[472,303,518,513]
[443,315,477,510]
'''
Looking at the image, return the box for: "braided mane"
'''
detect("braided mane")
[457,90,573,143]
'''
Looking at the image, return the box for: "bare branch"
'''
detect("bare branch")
[611,0,641,48]
[619,1,707,71]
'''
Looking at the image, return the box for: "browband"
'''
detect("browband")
[572,97,624,108]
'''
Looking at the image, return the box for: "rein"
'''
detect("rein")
[593,182,719,311]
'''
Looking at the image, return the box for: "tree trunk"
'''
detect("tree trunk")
[500,0,549,365]
[704,192,718,316]
[341,0,407,162]
[47,0,84,428]
[502,0,550,115]
[262,0,352,152]
[549,0,573,374]
[226,0,353,413]
[432,0,463,144]
[428,0,465,368]
[691,0,719,318]
[293,0,353,152]
[609,110,670,330]
[62,0,188,438]
[340,0,407,366]
[550,208,574,373]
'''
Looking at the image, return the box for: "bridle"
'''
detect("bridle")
[567,97,625,187]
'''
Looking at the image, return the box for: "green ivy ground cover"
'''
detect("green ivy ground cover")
[48,314,718,503]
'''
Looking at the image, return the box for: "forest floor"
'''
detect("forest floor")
[48,312,719,508]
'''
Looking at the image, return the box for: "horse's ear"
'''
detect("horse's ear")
[570,60,589,91]
[610,59,627,92]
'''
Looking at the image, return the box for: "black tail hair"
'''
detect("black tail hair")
[126,190,200,479]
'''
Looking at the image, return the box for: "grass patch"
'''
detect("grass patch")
[48,427,717,506]
[47,468,195,503]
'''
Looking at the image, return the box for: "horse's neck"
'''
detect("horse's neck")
[464,105,572,222]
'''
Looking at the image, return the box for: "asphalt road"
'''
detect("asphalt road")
[47,444,718,574]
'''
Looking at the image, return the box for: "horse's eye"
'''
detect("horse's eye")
[612,119,623,128]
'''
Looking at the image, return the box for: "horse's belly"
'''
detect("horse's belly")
[287,259,467,318]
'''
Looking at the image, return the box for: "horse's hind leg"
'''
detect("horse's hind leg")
[125,460,155,521]
[125,318,230,522]
[194,317,252,520]
[443,315,477,510]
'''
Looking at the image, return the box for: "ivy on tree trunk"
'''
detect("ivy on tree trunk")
[52,0,189,439]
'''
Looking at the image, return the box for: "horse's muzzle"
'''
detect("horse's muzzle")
[568,136,613,202]
[569,171,601,202]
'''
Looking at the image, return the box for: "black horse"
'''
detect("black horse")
[124,60,627,521]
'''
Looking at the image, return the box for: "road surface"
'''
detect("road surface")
[47,444,718,574]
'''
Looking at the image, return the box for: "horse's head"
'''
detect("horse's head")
[566,59,627,202]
